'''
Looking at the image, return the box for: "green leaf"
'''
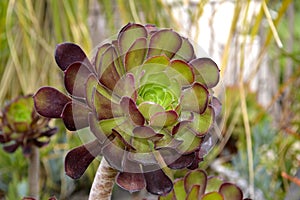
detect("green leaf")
[148,29,182,59]
[150,110,178,127]
[168,60,194,85]
[138,102,165,121]
[118,23,148,55]
[125,37,147,71]
[173,178,186,200]
[184,169,207,195]
[5,96,33,125]
[186,185,200,200]
[190,106,215,136]
[206,176,223,193]
[201,192,224,200]
[181,83,209,114]
[219,183,243,200]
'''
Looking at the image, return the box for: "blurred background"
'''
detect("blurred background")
[0,0,299,199]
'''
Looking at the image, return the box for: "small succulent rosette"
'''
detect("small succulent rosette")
[0,95,57,155]
[34,23,222,195]
[159,169,249,200]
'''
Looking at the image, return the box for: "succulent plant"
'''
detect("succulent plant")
[0,95,57,155]
[33,23,221,196]
[159,169,249,200]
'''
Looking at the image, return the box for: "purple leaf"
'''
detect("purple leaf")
[120,97,145,126]
[132,126,158,139]
[160,148,195,169]
[61,101,90,131]
[33,87,71,118]
[55,43,91,71]
[65,140,102,179]
[211,96,222,117]
[40,127,58,137]
[98,46,121,91]
[143,165,173,196]
[3,142,19,153]
[116,172,146,193]
[64,62,92,98]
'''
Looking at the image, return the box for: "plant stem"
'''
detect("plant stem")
[28,146,40,199]
[89,158,118,200]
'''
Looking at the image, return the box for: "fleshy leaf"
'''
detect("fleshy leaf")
[219,183,243,200]
[150,110,178,127]
[125,37,147,71]
[102,137,125,171]
[175,125,202,154]
[202,192,224,200]
[154,130,183,150]
[93,43,111,73]
[173,37,195,62]
[138,102,165,121]
[120,97,145,126]
[113,73,137,100]
[118,23,148,55]
[181,83,209,114]
[144,55,170,65]
[3,142,19,153]
[65,140,102,179]
[147,29,182,59]
[4,95,33,126]
[89,113,125,144]
[186,185,200,200]
[55,43,91,71]
[34,87,71,118]
[190,58,220,88]
[61,101,90,131]
[85,74,113,108]
[128,151,157,166]
[64,62,92,97]
[190,106,215,136]
[168,60,194,85]
[93,88,122,120]
[133,126,158,139]
[173,178,187,200]
[143,165,173,195]
[98,46,121,91]
[211,96,222,117]
[160,148,195,169]
[206,176,223,193]
[116,172,145,193]
[184,169,207,195]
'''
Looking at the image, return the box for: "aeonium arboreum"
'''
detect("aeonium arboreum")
[34,23,221,199]
[0,95,57,199]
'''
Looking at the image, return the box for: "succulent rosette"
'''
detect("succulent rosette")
[159,169,248,200]
[0,95,57,155]
[34,23,221,195]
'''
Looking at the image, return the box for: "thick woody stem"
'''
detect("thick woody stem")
[28,146,40,199]
[89,158,118,200]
